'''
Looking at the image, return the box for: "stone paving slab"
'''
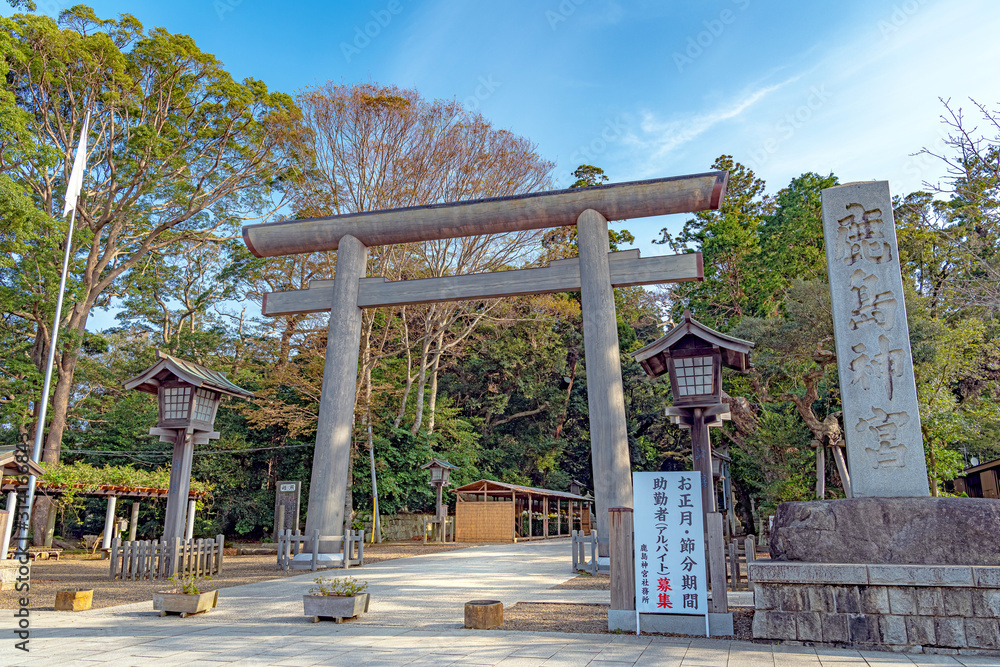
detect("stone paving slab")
[5,540,994,666]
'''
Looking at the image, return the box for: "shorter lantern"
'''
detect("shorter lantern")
[422,458,458,487]
[421,458,458,543]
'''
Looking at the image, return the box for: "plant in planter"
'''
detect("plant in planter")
[303,576,369,623]
[153,574,218,618]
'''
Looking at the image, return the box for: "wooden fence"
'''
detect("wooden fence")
[276,529,364,571]
[108,535,224,581]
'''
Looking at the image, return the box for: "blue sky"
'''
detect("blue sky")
[10,0,1000,326]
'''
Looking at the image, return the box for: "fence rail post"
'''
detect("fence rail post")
[311,528,320,572]
[744,535,756,592]
[216,534,224,575]
[108,537,119,580]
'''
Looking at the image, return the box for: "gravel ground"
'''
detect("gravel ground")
[0,542,472,611]
[550,573,609,590]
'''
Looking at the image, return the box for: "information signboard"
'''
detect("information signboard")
[633,471,708,622]
[274,480,301,540]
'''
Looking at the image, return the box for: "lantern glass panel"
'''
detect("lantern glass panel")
[674,355,714,397]
[162,386,191,420]
[192,388,217,424]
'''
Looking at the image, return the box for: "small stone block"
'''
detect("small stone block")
[796,611,823,642]
[973,567,1000,588]
[943,588,974,617]
[935,617,968,648]
[754,585,780,610]
[906,615,936,645]
[750,562,869,585]
[822,613,850,643]
[916,587,946,616]
[752,610,796,639]
[888,587,917,615]
[858,586,889,614]
[973,589,1000,618]
[964,618,1000,649]
[849,613,880,644]
[779,586,805,611]
[805,586,834,612]
[834,586,861,613]
[879,614,908,645]
[867,565,974,587]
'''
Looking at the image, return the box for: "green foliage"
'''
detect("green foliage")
[308,576,368,597]
[167,573,213,595]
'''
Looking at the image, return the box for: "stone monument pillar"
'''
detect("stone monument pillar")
[821,181,929,497]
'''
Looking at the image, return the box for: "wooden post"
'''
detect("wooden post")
[303,234,368,553]
[543,496,549,538]
[185,498,197,540]
[129,501,140,542]
[608,508,635,611]
[215,534,224,575]
[310,528,319,572]
[556,499,561,536]
[527,494,532,538]
[579,209,634,557]
[436,482,444,543]
[729,539,740,589]
[690,409,716,516]
[707,512,728,613]
[108,537,119,579]
[744,535,755,592]
[832,443,853,497]
[101,495,118,553]
[163,429,194,540]
[816,443,826,499]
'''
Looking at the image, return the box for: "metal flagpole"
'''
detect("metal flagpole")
[16,111,90,551]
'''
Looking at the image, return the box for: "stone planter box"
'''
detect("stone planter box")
[303,593,369,623]
[750,561,1000,655]
[0,559,28,592]
[153,589,219,618]
[55,589,93,611]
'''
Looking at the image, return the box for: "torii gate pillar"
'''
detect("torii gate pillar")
[578,209,633,556]
[303,234,368,555]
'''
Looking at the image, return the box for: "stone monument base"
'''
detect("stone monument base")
[750,561,1000,654]
[770,497,1000,565]
[608,610,733,636]
[288,552,344,570]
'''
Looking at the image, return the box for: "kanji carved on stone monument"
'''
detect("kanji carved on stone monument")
[822,181,928,497]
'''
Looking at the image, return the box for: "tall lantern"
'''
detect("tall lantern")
[632,310,753,516]
[125,351,254,540]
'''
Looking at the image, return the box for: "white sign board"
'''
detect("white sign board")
[633,471,708,616]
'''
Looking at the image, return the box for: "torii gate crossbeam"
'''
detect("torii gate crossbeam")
[242,172,727,564]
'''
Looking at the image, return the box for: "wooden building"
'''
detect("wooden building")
[952,458,1000,498]
[452,479,593,543]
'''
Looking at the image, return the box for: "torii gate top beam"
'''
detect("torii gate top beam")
[242,171,727,257]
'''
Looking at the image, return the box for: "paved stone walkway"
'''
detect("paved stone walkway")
[5,541,998,666]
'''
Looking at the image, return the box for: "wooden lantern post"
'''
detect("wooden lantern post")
[421,458,458,542]
[125,351,254,540]
[632,310,755,613]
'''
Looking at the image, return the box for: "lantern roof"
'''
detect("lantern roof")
[632,310,754,379]
[124,351,255,399]
[420,458,459,470]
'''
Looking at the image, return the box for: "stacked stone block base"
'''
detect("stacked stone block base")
[750,562,1000,654]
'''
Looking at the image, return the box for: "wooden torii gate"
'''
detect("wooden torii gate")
[242,171,727,562]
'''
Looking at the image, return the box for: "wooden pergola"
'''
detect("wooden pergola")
[452,479,593,543]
